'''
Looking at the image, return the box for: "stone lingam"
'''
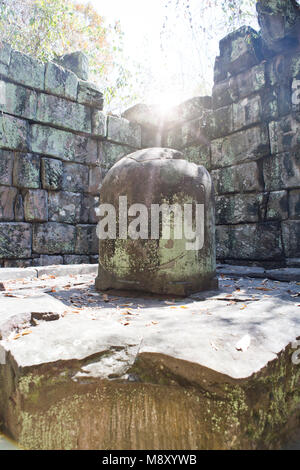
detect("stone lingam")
[95,148,218,296]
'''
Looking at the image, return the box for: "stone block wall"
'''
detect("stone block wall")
[124,3,300,268]
[0,44,141,267]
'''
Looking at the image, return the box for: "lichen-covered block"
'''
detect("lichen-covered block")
[289,189,300,219]
[62,162,89,193]
[211,125,270,169]
[282,220,300,257]
[45,62,78,101]
[269,115,300,154]
[182,145,211,168]
[0,222,31,258]
[212,105,233,139]
[263,150,300,191]
[48,191,81,224]
[0,149,14,186]
[266,190,289,221]
[166,112,214,149]
[8,50,45,90]
[0,114,28,151]
[34,255,64,266]
[75,224,98,254]
[99,141,135,173]
[41,157,63,190]
[107,116,141,148]
[232,95,263,132]
[64,254,90,265]
[24,189,48,222]
[33,222,76,254]
[56,52,89,81]
[215,26,262,81]
[13,153,40,189]
[0,80,37,120]
[0,42,11,66]
[14,194,24,222]
[81,195,100,224]
[165,96,212,127]
[216,225,231,259]
[4,259,33,268]
[212,161,263,195]
[31,125,98,165]
[0,186,17,221]
[92,110,107,137]
[77,80,103,109]
[216,193,265,225]
[88,166,102,195]
[36,93,92,134]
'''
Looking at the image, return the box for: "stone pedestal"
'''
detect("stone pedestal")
[95,148,218,296]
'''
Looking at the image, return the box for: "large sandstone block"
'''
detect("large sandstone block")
[289,189,300,219]
[81,195,100,224]
[0,222,31,258]
[34,255,64,266]
[77,80,104,109]
[0,150,14,186]
[266,190,289,221]
[41,157,63,191]
[0,186,17,221]
[0,114,28,151]
[216,193,265,225]
[55,51,89,81]
[14,194,24,222]
[8,50,45,90]
[214,26,262,82]
[282,220,300,257]
[211,125,270,169]
[99,142,135,174]
[63,254,90,265]
[164,96,212,128]
[212,161,263,195]
[92,111,107,137]
[48,191,81,224]
[263,149,300,190]
[0,80,37,120]
[45,62,78,101]
[211,105,233,139]
[62,162,89,193]
[88,166,102,195]
[36,93,92,134]
[182,145,211,169]
[269,115,300,154]
[165,112,214,149]
[76,225,98,254]
[33,222,76,254]
[13,153,40,189]
[30,125,98,164]
[0,42,11,66]
[107,116,141,148]
[24,189,48,222]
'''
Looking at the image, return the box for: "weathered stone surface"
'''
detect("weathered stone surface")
[0,42,11,66]
[35,255,64,267]
[269,115,300,154]
[282,220,300,257]
[232,94,263,132]
[62,162,89,193]
[165,112,213,149]
[14,194,24,222]
[36,93,92,134]
[212,63,266,109]
[165,96,212,128]
[212,161,263,195]
[216,264,266,278]
[63,255,90,265]
[56,51,89,81]
[41,158,63,191]
[13,153,40,189]
[122,103,162,129]
[216,193,264,225]
[182,145,211,168]
[45,62,78,101]
[266,268,300,282]
[0,114,28,151]
[31,125,98,164]
[91,110,106,137]
[76,225,98,255]
[4,259,33,268]
[8,50,45,90]
[0,80,37,120]
[263,149,300,191]
[99,141,135,173]
[35,264,97,278]
[0,222,31,258]
[88,166,102,195]
[77,80,103,109]
[212,105,233,138]
[289,189,300,219]
[0,186,17,221]
[48,191,81,224]
[257,0,300,55]
[217,222,283,260]
[96,148,217,296]
[81,195,100,224]
[214,26,262,82]
[0,150,14,186]
[211,125,270,169]
[287,258,300,267]
[266,190,289,220]
[24,190,48,222]
[33,222,76,255]
[107,116,141,148]
[141,127,161,148]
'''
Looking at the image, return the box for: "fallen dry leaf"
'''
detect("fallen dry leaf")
[240,304,247,310]
[22,330,32,336]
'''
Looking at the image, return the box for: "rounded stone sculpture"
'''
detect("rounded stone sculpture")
[95,148,218,296]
